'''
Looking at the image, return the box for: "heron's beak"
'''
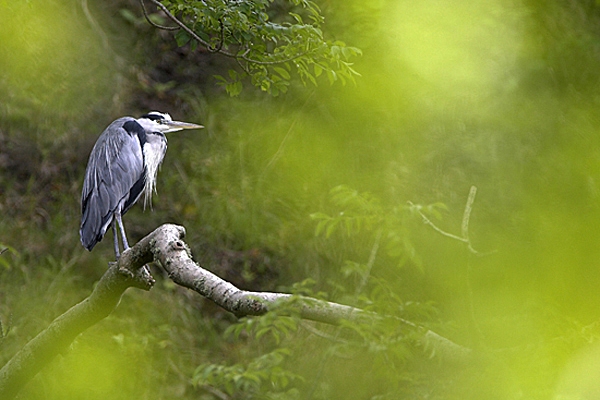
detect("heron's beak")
[164,120,204,133]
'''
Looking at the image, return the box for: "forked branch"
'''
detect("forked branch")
[0,224,471,399]
[410,186,491,255]
[141,0,314,65]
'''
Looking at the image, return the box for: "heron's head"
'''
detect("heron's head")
[138,111,203,133]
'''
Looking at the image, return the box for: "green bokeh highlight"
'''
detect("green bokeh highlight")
[0,1,121,144]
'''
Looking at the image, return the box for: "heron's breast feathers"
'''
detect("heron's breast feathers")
[142,138,167,208]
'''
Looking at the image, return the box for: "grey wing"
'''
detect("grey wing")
[80,118,146,250]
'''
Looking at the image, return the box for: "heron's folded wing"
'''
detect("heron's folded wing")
[80,117,145,250]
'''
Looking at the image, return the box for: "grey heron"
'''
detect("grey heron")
[80,111,203,258]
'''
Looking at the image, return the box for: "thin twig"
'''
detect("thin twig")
[145,0,312,65]
[234,55,251,75]
[206,18,225,53]
[409,186,490,256]
[259,91,315,180]
[82,0,111,51]
[300,322,348,343]
[461,186,477,240]
[200,385,230,400]
[408,202,468,244]
[357,228,382,295]
[139,0,179,30]
[147,0,226,52]
[307,226,382,399]
[240,50,311,66]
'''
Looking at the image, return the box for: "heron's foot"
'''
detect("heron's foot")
[115,263,155,290]
[139,264,156,288]
[117,264,135,279]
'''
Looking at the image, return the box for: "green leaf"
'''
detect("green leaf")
[289,12,303,24]
[156,0,361,96]
[273,66,290,80]
[119,9,139,24]
[226,80,243,96]
[313,63,323,77]
[174,30,191,47]
[326,69,337,84]
[325,219,339,238]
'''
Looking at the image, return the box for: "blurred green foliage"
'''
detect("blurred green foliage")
[4,0,600,399]
[159,0,362,95]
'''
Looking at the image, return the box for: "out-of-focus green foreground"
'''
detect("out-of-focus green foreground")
[3,0,600,399]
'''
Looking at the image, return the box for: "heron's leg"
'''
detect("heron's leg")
[115,212,130,250]
[115,212,151,276]
[112,221,121,259]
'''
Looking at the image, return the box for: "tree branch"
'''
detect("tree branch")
[0,225,174,399]
[143,0,312,66]
[152,232,360,324]
[0,224,471,399]
[0,244,156,399]
[149,225,473,363]
[139,0,179,31]
[145,0,236,57]
[409,186,494,255]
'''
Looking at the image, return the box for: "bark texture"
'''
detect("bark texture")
[0,224,470,399]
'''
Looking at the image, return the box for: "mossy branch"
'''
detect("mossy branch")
[0,224,471,399]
